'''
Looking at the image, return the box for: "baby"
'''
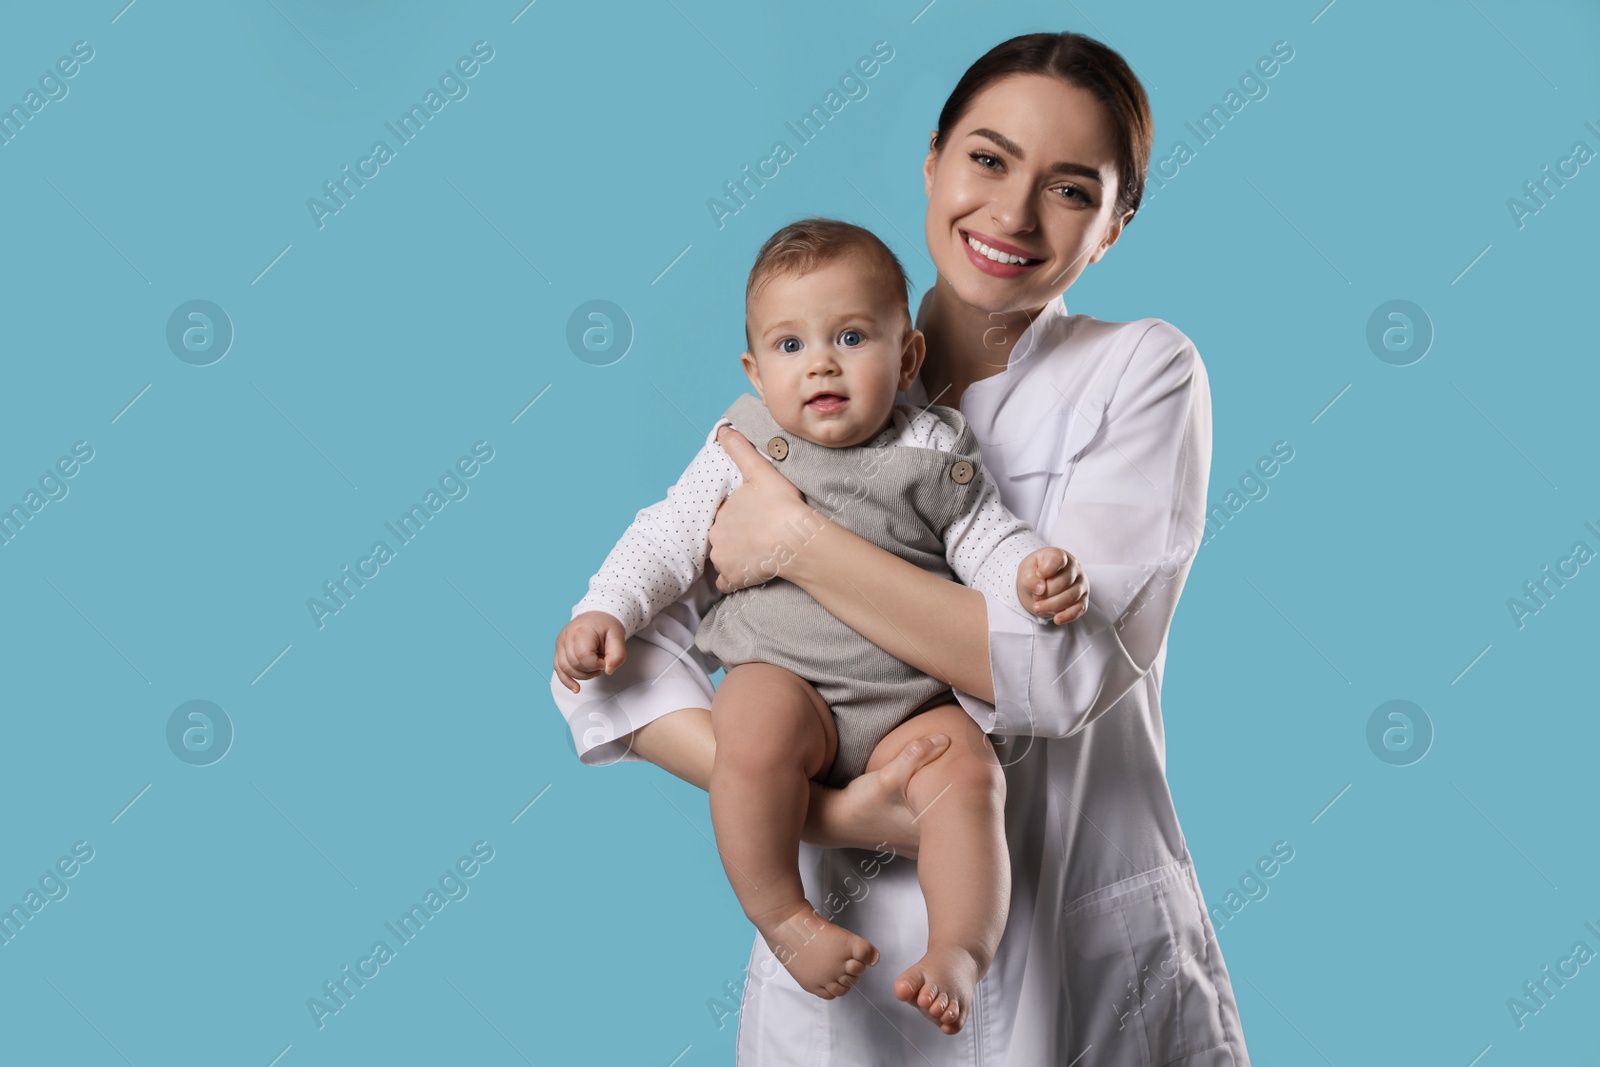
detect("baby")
[553,218,1081,1035]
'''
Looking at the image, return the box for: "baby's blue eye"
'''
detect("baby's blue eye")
[779,338,802,353]
[839,329,863,346]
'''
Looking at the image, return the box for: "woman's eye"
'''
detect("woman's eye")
[1055,184,1089,204]
[970,150,1001,171]
[839,329,863,347]
[779,338,801,353]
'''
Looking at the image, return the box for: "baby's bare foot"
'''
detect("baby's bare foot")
[755,901,880,1000]
[893,943,985,1034]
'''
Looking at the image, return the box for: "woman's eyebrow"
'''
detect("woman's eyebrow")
[968,127,1104,184]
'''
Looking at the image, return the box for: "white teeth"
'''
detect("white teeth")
[966,235,1035,265]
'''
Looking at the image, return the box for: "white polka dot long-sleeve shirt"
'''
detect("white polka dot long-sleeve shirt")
[573,402,1049,641]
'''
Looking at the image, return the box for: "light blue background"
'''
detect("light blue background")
[2,0,1596,1063]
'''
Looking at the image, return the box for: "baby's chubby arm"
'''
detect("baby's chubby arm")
[554,422,743,688]
[944,459,1087,626]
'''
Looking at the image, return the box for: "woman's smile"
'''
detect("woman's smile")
[959,227,1045,277]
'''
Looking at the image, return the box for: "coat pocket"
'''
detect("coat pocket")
[994,395,1107,479]
[1061,859,1238,1066]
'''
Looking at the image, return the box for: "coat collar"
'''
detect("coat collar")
[905,290,1070,408]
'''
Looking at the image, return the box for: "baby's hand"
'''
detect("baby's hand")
[554,611,627,693]
[1017,546,1088,625]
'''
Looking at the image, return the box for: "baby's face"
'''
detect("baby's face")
[741,254,923,449]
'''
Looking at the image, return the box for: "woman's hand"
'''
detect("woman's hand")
[707,425,814,593]
[808,733,952,859]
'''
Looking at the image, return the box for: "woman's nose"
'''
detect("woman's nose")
[989,176,1038,234]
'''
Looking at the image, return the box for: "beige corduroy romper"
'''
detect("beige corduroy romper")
[695,392,984,788]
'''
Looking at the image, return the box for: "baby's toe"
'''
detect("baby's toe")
[824,969,862,998]
[848,935,880,967]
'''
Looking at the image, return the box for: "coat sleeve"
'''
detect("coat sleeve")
[955,322,1213,739]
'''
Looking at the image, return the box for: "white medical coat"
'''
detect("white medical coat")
[550,291,1253,1065]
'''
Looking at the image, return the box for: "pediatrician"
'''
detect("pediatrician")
[551,31,1251,1066]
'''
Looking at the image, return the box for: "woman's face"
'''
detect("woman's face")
[923,73,1129,317]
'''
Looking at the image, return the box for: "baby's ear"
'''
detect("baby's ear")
[740,351,764,399]
[898,328,927,389]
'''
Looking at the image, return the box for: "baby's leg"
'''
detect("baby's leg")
[709,662,880,1000]
[864,703,1009,1035]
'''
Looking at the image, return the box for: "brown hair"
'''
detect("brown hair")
[744,217,911,351]
[932,32,1153,223]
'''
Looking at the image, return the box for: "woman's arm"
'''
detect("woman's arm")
[706,427,1026,705]
[713,422,1049,703]
[708,322,1210,739]
[704,441,1086,705]
[777,514,1002,703]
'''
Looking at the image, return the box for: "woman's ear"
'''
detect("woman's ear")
[740,351,765,400]
[898,328,927,390]
[923,133,939,198]
[1089,209,1132,265]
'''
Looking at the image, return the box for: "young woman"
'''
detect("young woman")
[552,31,1252,1066]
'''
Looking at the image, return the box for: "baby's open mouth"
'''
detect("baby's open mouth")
[807,393,848,411]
